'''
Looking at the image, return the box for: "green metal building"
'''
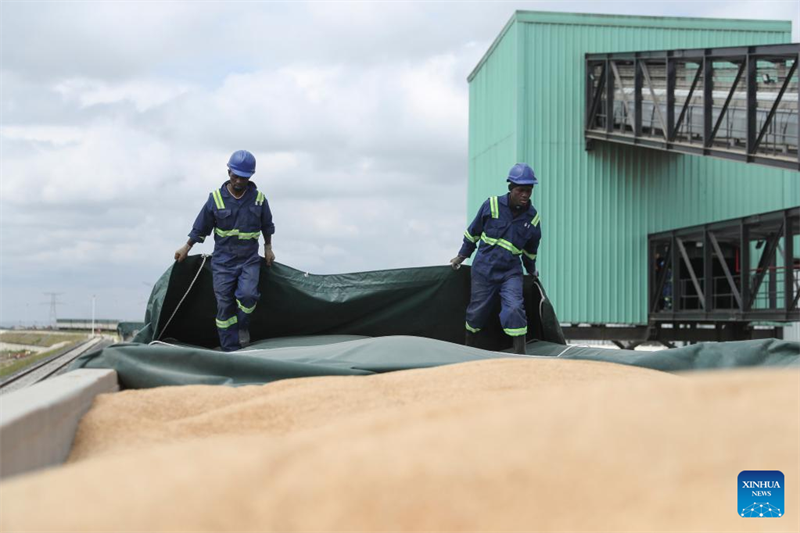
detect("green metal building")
[467,11,800,331]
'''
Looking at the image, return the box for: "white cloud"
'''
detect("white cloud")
[1,0,797,323]
[54,78,193,112]
[0,125,85,146]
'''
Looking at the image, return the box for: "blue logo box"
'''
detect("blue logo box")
[738,470,784,518]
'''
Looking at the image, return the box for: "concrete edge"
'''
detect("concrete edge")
[0,368,119,480]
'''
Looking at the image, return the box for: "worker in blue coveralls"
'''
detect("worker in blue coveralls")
[174,150,275,352]
[450,163,541,355]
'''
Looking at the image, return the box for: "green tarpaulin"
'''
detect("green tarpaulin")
[70,256,799,389]
[133,256,565,349]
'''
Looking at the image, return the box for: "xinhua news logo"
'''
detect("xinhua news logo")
[738,470,784,518]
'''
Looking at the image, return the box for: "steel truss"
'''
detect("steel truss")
[585,44,800,171]
[649,207,800,322]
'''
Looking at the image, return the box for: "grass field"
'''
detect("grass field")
[0,335,86,378]
[0,331,85,347]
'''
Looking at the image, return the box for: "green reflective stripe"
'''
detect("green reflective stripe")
[531,213,540,226]
[522,250,537,260]
[256,191,265,206]
[489,196,499,219]
[465,322,481,333]
[480,233,522,255]
[504,326,528,337]
[463,230,479,243]
[214,228,261,240]
[215,316,238,329]
[237,299,256,314]
[212,190,225,209]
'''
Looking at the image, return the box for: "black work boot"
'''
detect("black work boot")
[238,328,251,347]
[465,331,476,347]
[512,335,527,355]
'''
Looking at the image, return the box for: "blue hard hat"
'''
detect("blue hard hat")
[507,163,538,186]
[227,150,256,178]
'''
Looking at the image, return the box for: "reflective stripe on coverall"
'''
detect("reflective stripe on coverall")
[189,182,274,351]
[458,194,541,337]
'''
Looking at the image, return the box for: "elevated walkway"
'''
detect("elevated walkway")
[585,44,799,171]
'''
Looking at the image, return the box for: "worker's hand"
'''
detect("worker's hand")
[450,255,466,270]
[174,244,191,262]
[264,244,275,267]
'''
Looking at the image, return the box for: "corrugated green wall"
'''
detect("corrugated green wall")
[468,20,519,207]
[467,11,800,325]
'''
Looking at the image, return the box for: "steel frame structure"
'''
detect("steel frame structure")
[585,44,800,171]
[648,207,800,322]
[560,323,781,348]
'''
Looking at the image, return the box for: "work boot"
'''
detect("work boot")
[512,335,527,355]
[465,331,476,347]
[238,328,251,347]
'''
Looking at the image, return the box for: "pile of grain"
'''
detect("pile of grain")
[1,358,797,532]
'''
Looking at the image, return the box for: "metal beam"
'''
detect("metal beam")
[610,61,636,131]
[651,243,672,313]
[676,237,705,310]
[741,222,750,311]
[753,59,798,153]
[745,51,757,156]
[703,55,713,149]
[666,56,676,141]
[748,223,784,308]
[586,63,606,130]
[634,58,643,137]
[704,229,713,312]
[639,61,669,141]
[785,210,796,311]
[561,324,780,342]
[587,43,799,60]
[605,59,614,134]
[584,131,800,170]
[672,62,702,142]
[672,234,681,313]
[708,61,745,146]
[708,231,743,310]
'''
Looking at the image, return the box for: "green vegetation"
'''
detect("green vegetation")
[0,339,85,378]
[0,331,85,347]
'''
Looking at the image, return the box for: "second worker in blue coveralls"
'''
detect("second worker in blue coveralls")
[174,150,275,352]
[450,163,541,355]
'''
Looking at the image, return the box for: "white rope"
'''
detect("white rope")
[148,340,182,348]
[157,255,209,341]
[535,280,546,320]
[553,345,574,357]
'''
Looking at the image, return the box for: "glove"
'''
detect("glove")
[264,244,276,267]
[450,255,466,270]
[174,243,191,262]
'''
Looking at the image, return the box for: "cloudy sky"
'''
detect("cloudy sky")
[1,0,798,325]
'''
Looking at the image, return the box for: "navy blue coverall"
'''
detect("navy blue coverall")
[458,194,541,337]
[189,181,275,351]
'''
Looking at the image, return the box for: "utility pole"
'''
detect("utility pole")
[41,293,64,329]
[91,295,96,337]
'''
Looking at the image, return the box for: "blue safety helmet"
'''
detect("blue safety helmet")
[227,150,256,178]
[507,163,538,186]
